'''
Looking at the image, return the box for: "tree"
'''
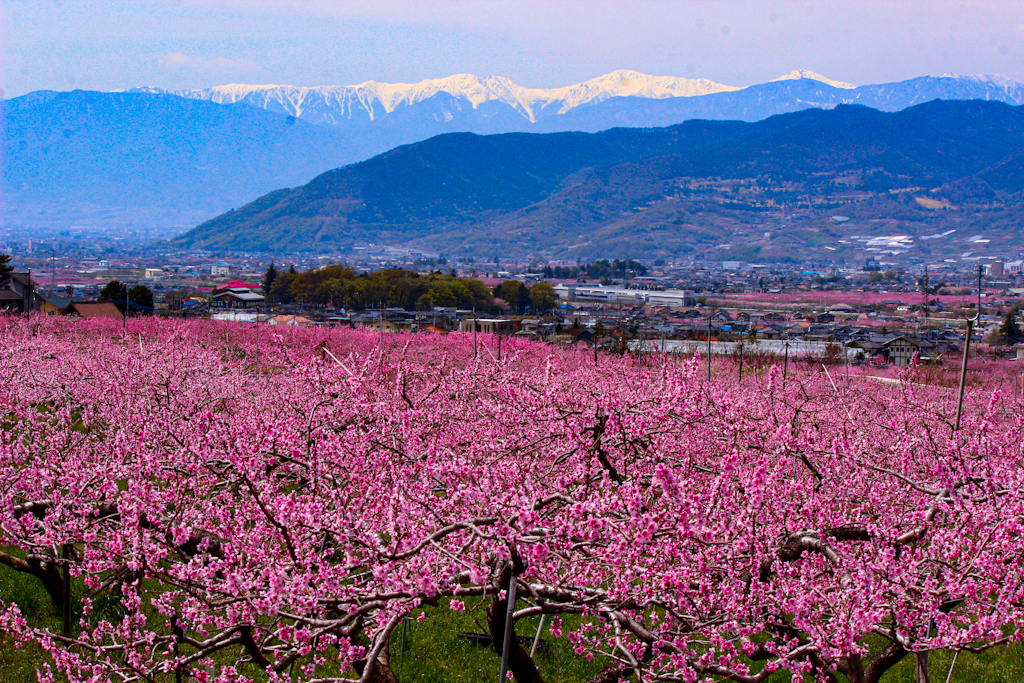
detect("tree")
[99,279,126,302]
[493,280,530,314]
[262,262,279,297]
[269,270,299,304]
[127,285,154,315]
[0,253,12,277]
[997,306,1022,345]
[529,282,557,312]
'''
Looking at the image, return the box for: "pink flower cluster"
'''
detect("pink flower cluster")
[0,315,1022,683]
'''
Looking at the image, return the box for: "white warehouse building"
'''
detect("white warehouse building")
[554,284,695,307]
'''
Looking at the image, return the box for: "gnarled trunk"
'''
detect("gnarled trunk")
[0,551,65,610]
[488,564,544,683]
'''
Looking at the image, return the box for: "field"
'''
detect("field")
[2,316,1024,683]
[719,290,1003,308]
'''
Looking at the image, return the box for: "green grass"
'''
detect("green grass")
[3,563,1024,683]
[0,554,62,683]
[390,601,608,683]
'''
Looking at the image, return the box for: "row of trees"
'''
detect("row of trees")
[263,265,495,310]
[262,263,560,313]
[492,280,557,314]
[98,279,154,314]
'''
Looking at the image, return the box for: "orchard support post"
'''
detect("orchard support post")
[498,562,522,683]
[530,615,546,659]
[944,651,959,683]
[62,544,71,638]
[400,617,409,661]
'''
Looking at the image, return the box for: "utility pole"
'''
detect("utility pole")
[707,315,712,381]
[784,340,789,381]
[637,329,642,380]
[956,315,979,432]
[977,264,983,322]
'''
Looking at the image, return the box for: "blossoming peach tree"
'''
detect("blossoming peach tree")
[0,316,1022,683]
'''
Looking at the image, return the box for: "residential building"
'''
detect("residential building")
[0,272,39,314]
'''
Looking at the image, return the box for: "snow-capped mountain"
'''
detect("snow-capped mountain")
[771,69,855,89]
[160,70,741,124]
[10,69,1024,241]
[144,69,1024,130]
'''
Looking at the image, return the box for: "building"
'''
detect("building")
[210,288,264,308]
[553,284,693,307]
[67,302,123,319]
[460,318,516,335]
[0,272,39,314]
[881,336,938,366]
[37,294,73,315]
[268,315,313,327]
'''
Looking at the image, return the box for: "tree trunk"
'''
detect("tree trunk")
[864,642,909,683]
[584,666,630,683]
[352,632,400,683]
[840,654,865,683]
[488,565,544,683]
[915,652,931,683]
[0,551,65,610]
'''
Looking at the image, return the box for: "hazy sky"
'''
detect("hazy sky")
[3,0,1024,98]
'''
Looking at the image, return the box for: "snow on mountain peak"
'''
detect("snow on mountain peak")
[170,71,741,123]
[771,69,855,89]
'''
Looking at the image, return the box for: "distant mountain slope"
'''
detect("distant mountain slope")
[542,75,1024,132]
[1,90,372,236]
[7,70,1024,241]
[171,100,1024,258]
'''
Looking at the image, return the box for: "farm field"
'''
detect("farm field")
[1,316,1023,683]
[721,291,1004,308]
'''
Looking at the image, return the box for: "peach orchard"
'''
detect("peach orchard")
[1,316,1023,683]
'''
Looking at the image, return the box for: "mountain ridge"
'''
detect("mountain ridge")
[8,70,1024,241]
[170,100,1024,260]
[140,70,743,124]
[137,70,1024,126]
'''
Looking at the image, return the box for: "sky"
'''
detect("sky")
[3,0,1024,98]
